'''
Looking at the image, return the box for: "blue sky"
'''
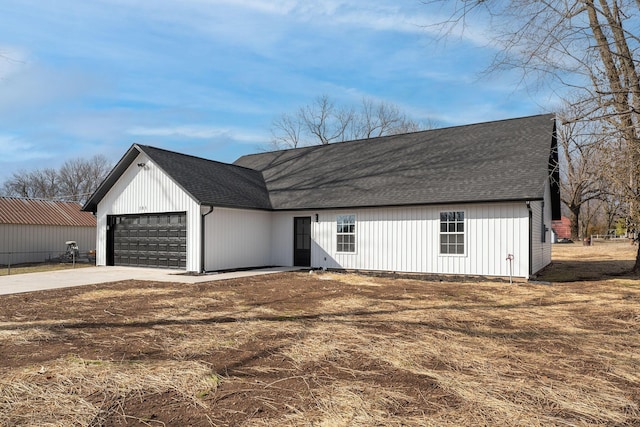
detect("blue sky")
[0,0,560,182]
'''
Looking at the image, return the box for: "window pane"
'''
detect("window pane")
[337,215,355,252]
[440,211,465,255]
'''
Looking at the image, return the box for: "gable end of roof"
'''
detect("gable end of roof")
[83,144,272,213]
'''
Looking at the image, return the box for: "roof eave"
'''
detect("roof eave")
[269,197,545,212]
[200,201,273,211]
[82,145,144,213]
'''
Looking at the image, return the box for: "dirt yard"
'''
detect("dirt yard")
[1,242,639,426]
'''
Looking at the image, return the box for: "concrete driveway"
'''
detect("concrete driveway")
[0,266,303,296]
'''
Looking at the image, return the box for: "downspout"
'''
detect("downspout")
[201,205,214,273]
[526,201,532,278]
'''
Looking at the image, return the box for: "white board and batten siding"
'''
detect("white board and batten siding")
[271,202,534,278]
[0,224,95,265]
[204,207,272,271]
[95,152,202,271]
[94,153,553,277]
[530,181,554,275]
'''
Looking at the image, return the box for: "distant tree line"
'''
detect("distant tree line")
[1,155,111,205]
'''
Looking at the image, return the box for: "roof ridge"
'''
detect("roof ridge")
[234,113,557,210]
[136,144,260,173]
[0,196,82,205]
[0,197,96,226]
[236,113,555,161]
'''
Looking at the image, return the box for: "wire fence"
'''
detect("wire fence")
[590,234,628,240]
[0,250,96,275]
[585,233,639,246]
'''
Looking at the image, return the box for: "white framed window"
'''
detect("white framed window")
[337,214,356,253]
[440,211,465,255]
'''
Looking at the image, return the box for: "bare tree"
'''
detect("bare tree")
[358,98,423,138]
[2,168,59,199]
[270,95,430,149]
[558,112,604,239]
[428,0,640,272]
[2,154,111,204]
[299,95,355,145]
[600,192,624,234]
[271,113,303,149]
[58,155,111,203]
[1,171,31,198]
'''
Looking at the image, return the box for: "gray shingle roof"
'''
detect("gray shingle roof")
[84,114,558,214]
[83,144,272,212]
[234,114,557,210]
[138,145,272,210]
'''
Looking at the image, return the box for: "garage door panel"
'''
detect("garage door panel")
[110,212,187,269]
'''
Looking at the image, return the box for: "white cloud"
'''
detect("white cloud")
[0,60,99,115]
[0,45,29,80]
[128,125,266,144]
[0,134,53,162]
[291,1,492,46]
[92,0,492,49]
[201,0,298,15]
[0,0,544,183]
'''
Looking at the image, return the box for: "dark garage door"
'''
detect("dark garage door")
[109,212,187,269]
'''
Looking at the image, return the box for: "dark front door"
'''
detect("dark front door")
[293,217,311,267]
[106,216,116,266]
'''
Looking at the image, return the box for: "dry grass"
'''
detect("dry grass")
[1,358,219,426]
[540,240,638,281]
[0,262,93,276]
[0,241,639,426]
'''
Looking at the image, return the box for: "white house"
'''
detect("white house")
[83,114,560,278]
[0,197,96,265]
